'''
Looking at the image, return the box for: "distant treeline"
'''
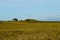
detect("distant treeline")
[12,18,41,23]
[0,18,60,23]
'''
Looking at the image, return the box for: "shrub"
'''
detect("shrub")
[12,18,18,21]
[24,19,39,23]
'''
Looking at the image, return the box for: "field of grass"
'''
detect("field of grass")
[0,21,60,40]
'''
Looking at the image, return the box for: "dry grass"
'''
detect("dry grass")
[0,21,60,40]
[0,21,60,31]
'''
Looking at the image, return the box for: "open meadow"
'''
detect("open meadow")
[0,21,60,40]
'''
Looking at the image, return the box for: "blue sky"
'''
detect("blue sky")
[0,0,60,20]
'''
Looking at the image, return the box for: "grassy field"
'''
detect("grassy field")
[0,21,60,40]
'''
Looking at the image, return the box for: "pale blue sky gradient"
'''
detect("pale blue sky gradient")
[0,0,60,20]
